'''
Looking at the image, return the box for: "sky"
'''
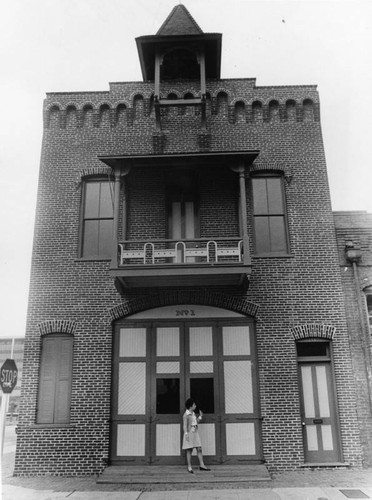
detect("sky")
[0,0,371,339]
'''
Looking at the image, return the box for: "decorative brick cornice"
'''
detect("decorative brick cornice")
[109,290,259,321]
[38,320,77,336]
[290,324,336,341]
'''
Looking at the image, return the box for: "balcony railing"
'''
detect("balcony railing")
[117,238,246,266]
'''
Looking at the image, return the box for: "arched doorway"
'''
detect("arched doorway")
[110,305,262,465]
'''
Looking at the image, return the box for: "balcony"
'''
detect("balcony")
[110,237,251,290]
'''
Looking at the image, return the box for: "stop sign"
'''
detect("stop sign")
[0,359,18,394]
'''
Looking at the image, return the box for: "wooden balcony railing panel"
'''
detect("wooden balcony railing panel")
[117,238,245,267]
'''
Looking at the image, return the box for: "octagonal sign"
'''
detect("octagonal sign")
[0,359,18,394]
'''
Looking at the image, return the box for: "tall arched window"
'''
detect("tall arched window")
[80,178,114,258]
[251,174,289,254]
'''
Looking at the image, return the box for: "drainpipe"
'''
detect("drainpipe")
[345,242,372,406]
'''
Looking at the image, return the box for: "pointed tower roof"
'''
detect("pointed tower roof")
[156,4,203,36]
[136,4,222,82]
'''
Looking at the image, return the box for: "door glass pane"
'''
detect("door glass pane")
[190,378,214,413]
[156,378,180,414]
[301,365,315,418]
[157,328,179,356]
[171,202,182,239]
[120,328,146,357]
[156,424,180,456]
[190,361,213,373]
[226,423,255,455]
[118,363,146,414]
[185,201,195,239]
[224,361,253,413]
[189,327,213,356]
[222,326,250,355]
[316,365,330,418]
[117,424,145,456]
[156,361,180,374]
[195,423,215,456]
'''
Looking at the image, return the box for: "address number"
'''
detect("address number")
[176,309,196,317]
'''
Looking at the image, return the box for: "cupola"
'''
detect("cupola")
[136,4,222,129]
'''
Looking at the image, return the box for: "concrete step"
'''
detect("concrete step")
[97,464,271,484]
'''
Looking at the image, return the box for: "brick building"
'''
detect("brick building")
[334,211,372,467]
[15,5,371,476]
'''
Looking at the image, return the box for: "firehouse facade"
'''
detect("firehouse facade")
[15,5,369,475]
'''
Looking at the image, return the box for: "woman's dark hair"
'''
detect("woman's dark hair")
[185,398,195,409]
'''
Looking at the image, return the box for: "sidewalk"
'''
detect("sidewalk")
[3,449,372,500]
[2,425,372,500]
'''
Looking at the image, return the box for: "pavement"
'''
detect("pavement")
[2,425,372,500]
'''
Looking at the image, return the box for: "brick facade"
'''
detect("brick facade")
[15,5,370,476]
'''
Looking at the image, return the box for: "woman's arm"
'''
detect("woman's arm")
[183,412,189,434]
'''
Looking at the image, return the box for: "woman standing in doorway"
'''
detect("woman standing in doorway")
[182,398,211,474]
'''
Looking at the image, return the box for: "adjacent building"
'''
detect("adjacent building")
[15,5,372,476]
[334,211,372,467]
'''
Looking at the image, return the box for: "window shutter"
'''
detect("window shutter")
[54,337,73,423]
[37,335,73,424]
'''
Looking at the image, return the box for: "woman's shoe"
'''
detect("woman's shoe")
[188,468,194,474]
[199,466,211,471]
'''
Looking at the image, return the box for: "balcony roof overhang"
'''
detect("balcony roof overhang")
[99,150,260,170]
[112,264,251,291]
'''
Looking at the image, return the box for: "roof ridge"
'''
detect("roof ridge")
[156,4,203,36]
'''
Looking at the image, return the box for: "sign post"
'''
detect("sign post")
[0,358,18,456]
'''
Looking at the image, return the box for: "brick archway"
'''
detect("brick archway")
[109,290,258,321]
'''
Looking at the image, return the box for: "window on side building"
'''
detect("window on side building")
[80,179,114,258]
[37,334,73,424]
[251,174,289,254]
[366,294,372,334]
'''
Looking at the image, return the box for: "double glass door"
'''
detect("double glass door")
[111,319,262,465]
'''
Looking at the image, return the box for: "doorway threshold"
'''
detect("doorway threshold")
[97,464,271,485]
